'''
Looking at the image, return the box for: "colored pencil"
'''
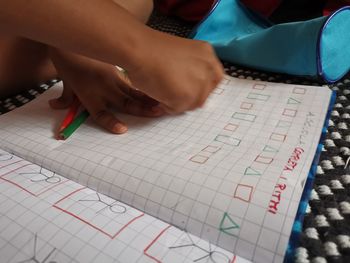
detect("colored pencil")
[58,110,90,140]
[59,97,81,132]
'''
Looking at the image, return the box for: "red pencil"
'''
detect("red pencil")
[59,97,81,132]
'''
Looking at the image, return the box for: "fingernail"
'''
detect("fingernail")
[113,123,128,134]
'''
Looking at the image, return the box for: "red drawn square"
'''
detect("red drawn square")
[253,84,266,90]
[234,184,254,203]
[240,102,253,110]
[254,155,274,164]
[53,188,144,239]
[224,123,238,132]
[190,155,209,164]
[144,226,236,262]
[202,146,221,154]
[283,109,297,117]
[0,163,68,197]
[270,133,287,142]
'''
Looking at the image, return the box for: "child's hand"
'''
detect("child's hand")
[127,31,224,114]
[49,49,164,134]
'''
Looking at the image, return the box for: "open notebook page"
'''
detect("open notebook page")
[0,149,247,263]
[0,76,332,262]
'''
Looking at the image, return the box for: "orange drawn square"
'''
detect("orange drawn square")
[190,155,209,164]
[224,123,238,132]
[234,184,254,202]
[283,109,297,117]
[254,155,274,164]
[240,102,253,110]
[253,84,266,90]
[202,146,221,154]
[270,133,287,142]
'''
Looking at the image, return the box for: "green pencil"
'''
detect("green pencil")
[59,110,90,140]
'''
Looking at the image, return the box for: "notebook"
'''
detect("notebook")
[0,76,334,263]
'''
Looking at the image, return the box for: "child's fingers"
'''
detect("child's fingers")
[119,85,159,107]
[80,97,127,134]
[113,69,159,106]
[108,93,164,118]
[124,97,164,117]
[158,103,181,115]
[49,82,75,109]
[93,109,128,134]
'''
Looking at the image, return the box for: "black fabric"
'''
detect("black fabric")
[270,0,326,23]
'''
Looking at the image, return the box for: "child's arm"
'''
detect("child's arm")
[0,0,224,113]
[49,48,164,134]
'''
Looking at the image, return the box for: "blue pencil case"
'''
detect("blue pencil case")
[191,0,350,83]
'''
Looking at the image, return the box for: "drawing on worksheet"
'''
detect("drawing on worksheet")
[190,145,222,164]
[292,87,306,94]
[240,102,254,110]
[0,152,13,161]
[144,226,236,263]
[0,76,333,262]
[234,184,254,203]
[252,84,266,90]
[232,112,257,122]
[0,163,67,196]
[0,151,23,169]
[215,135,241,146]
[246,93,270,101]
[79,192,127,214]
[20,167,61,184]
[15,233,57,263]
[169,232,232,263]
[219,212,240,237]
[287,97,301,105]
[53,187,144,239]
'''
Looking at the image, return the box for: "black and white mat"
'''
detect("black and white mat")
[1,12,349,263]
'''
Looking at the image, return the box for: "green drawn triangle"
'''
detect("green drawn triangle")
[287,97,301,104]
[219,212,239,236]
[263,145,279,153]
[244,167,262,176]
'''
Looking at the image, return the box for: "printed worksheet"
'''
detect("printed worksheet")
[0,76,333,262]
[0,150,245,263]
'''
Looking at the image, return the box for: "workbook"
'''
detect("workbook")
[0,76,334,263]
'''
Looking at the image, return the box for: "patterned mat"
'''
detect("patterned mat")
[1,12,350,263]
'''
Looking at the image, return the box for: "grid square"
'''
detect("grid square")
[254,246,275,263]
[276,120,292,128]
[245,204,266,225]
[257,228,280,251]
[240,221,261,245]
[215,135,241,146]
